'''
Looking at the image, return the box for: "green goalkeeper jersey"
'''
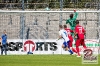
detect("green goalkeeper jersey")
[66,12,78,30]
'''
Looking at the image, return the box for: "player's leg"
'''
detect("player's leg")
[62,41,68,50]
[63,41,73,54]
[75,39,81,57]
[62,44,65,48]
[72,48,77,54]
[71,27,74,36]
[71,27,76,41]
[67,41,73,55]
[62,41,67,51]
[4,44,7,55]
[71,29,77,53]
[69,38,77,53]
[81,39,87,49]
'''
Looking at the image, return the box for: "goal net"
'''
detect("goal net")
[0,10,100,40]
[0,10,100,55]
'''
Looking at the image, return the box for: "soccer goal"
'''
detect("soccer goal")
[0,10,100,40]
[0,10,100,55]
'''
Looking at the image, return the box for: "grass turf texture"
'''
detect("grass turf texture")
[0,55,100,66]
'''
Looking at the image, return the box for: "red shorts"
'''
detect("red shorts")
[69,36,73,47]
[69,40,73,47]
[75,39,86,47]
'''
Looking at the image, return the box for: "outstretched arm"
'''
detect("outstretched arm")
[73,10,78,20]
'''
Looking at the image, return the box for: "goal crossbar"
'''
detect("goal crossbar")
[0,10,100,13]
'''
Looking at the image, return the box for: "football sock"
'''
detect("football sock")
[68,49,73,54]
[72,48,77,53]
[76,47,80,56]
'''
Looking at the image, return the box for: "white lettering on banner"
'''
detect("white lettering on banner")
[1,39,99,55]
[24,44,35,52]
[24,40,36,52]
[72,39,99,54]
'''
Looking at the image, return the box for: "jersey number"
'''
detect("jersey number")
[64,32,67,37]
[79,27,82,34]
[70,20,74,26]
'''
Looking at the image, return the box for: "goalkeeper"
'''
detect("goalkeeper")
[66,10,78,36]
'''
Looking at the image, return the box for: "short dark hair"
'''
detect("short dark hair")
[63,25,67,28]
[75,20,79,24]
[59,25,63,29]
[70,14,73,19]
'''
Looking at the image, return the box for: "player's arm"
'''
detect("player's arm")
[84,31,86,35]
[57,31,62,40]
[56,35,62,41]
[70,29,74,33]
[66,19,69,24]
[83,28,86,35]
[73,10,78,20]
[73,27,78,38]
[73,30,78,39]
[58,35,62,39]
[74,32,78,38]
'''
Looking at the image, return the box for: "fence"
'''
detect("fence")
[0,10,100,40]
[0,0,100,10]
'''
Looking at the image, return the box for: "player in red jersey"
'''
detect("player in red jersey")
[74,20,87,57]
[63,25,77,54]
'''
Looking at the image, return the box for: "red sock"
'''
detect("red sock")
[84,46,87,49]
[83,44,87,49]
[76,47,80,56]
[72,48,77,53]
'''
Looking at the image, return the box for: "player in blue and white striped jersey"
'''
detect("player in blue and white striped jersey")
[58,25,73,55]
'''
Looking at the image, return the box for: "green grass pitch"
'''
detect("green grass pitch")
[0,54,100,66]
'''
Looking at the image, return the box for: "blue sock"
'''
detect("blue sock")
[68,49,73,54]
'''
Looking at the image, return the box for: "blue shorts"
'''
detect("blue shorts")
[63,41,70,48]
